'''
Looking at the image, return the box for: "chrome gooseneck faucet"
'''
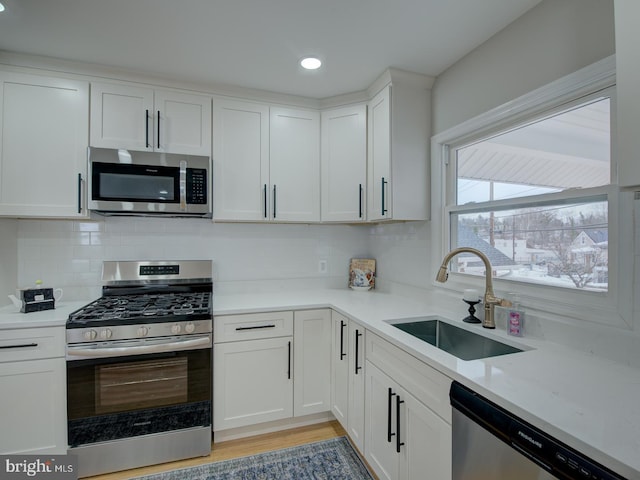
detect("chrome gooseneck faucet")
[436,247,510,329]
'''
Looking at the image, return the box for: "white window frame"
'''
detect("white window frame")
[430,56,633,329]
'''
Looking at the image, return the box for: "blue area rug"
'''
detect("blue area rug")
[129,436,373,480]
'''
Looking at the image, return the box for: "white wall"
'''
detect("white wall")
[431,0,615,134]
[15,217,371,300]
[0,219,18,306]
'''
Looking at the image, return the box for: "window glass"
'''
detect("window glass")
[456,98,610,204]
[450,97,610,291]
[452,200,608,291]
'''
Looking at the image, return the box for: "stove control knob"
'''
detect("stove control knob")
[137,326,149,337]
[84,329,97,341]
[100,328,113,340]
[171,324,182,334]
[185,322,196,334]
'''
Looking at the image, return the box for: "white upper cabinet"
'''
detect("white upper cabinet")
[154,89,212,156]
[321,104,367,222]
[270,107,320,222]
[90,83,152,151]
[368,86,392,221]
[90,82,211,156]
[615,0,640,187]
[212,98,270,221]
[0,71,89,218]
[367,70,433,221]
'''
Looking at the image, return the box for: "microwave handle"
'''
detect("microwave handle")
[179,160,187,211]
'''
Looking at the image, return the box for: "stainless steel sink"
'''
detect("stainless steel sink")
[390,318,524,360]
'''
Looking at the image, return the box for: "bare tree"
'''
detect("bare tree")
[549,242,604,288]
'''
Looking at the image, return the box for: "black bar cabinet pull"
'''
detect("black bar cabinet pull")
[381,177,388,216]
[263,184,268,218]
[235,324,276,331]
[339,320,346,360]
[287,340,291,379]
[157,110,161,149]
[273,185,277,219]
[387,388,396,442]
[0,343,38,349]
[358,183,363,218]
[355,329,362,374]
[396,396,405,453]
[145,109,150,147]
[77,173,82,214]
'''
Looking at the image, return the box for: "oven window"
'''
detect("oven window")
[67,349,211,421]
[95,357,188,414]
[100,173,175,201]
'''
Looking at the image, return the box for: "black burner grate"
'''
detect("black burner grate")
[67,292,212,326]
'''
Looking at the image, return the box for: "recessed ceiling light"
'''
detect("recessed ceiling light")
[0,3,5,12]
[300,57,322,70]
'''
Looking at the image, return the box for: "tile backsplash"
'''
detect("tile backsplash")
[15,217,370,300]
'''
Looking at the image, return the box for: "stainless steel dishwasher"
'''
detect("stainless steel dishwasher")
[450,381,627,480]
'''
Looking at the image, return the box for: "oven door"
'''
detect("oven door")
[66,336,211,447]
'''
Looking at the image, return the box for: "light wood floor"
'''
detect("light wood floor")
[86,421,368,480]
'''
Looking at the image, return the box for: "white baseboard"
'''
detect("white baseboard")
[213,412,335,443]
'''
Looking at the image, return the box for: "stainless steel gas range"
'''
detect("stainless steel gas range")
[66,260,213,478]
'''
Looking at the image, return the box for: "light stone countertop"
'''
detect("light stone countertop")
[212,288,640,479]
[0,300,87,329]
[1,289,638,478]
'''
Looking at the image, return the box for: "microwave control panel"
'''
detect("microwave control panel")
[186,168,208,204]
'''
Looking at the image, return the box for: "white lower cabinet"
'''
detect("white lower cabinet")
[331,311,365,451]
[213,311,294,430]
[293,309,331,417]
[213,309,331,432]
[0,327,67,454]
[364,332,452,480]
[214,336,293,429]
[347,321,366,450]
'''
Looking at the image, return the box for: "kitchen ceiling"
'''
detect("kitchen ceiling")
[0,0,543,99]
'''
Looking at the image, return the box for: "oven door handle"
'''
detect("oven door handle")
[67,336,211,359]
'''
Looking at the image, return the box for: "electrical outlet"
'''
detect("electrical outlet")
[318,259,328,274]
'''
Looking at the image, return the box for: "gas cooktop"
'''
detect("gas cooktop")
[67,260,214,331]
[67,291,212,328]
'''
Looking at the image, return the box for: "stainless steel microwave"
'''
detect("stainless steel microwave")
[88,147,211,217]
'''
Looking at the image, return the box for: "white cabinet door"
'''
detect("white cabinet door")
[0,358,67,454]
[331,311,350,427]
[154,89,211,156]
[212,98,270,221]
[90,82,153,151]
[270,107,320,222]
[365,362,400,480]
[321,105,367,222]
[90,82,211,156]
[347,321,365,452]
[368,86,392,221]
[331,312,365,452]
[213,336,293,430]
[400,391,452,480]
[0,72,89,218]
[293,309,331,417]
[367,76,431,222]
